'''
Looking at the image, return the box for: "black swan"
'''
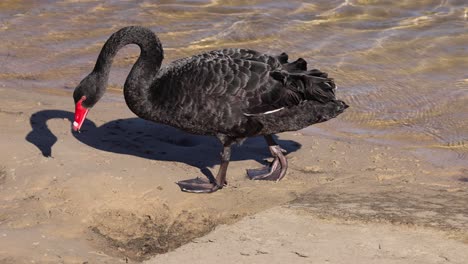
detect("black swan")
[72,26,348,193]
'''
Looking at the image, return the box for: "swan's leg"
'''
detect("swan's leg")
[247,135,288,181]
[215,145,230,186]
[176,145,231,193]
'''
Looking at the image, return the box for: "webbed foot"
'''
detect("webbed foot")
[247,145,288,181]
[176,177,221,193]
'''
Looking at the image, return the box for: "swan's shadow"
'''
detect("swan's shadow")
[26,110,302,179]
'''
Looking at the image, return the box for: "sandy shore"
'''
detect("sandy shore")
[1,87,467,263]
[146,206,468,264]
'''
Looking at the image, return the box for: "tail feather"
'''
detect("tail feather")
[270,69,337,105]
[244,55,346,116]
[276,52,289,64]
[277,55,335,101]
[306,69,328,78]
[283,58,307,72]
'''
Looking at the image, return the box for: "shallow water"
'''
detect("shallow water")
[1,0,467,164]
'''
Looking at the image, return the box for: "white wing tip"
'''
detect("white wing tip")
[243,107,284,117]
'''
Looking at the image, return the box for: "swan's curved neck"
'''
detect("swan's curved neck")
[93,26,164,119]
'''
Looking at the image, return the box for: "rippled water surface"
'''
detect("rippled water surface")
[1,0,467,163]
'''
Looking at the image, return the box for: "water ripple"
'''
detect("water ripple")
[0,0,466,159]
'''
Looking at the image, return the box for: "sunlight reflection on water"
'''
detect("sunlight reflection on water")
[0,0,466,163]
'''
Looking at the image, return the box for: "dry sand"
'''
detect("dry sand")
[146,207,468,264]
[1,87,467,263]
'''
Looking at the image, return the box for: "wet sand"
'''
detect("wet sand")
[1,87,467,263]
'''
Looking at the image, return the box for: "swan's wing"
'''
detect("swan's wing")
[208,48,283,69]
[154,50,336,117]
[243,70,337,115]
[208,49,338,115]
[153,51,281,102]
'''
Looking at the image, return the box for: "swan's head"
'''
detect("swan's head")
[72,73,106,132]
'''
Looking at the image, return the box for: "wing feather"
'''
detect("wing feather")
[152,48,337,119]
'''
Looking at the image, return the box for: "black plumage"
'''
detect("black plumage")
[73,26,348,193]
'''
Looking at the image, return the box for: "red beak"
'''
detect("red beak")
[73,96,89,132]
